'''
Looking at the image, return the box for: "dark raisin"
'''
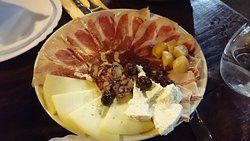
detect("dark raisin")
[101,89,116,106]
[159,76,174,87]
[148,67,165,83]
[136,76,152,91]
[124,63,138,76]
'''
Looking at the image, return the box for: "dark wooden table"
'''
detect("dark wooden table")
[0,0,249,141]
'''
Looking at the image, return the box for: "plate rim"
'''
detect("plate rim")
[0,0,62,62]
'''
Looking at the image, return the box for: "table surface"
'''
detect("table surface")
[0,0,249,141]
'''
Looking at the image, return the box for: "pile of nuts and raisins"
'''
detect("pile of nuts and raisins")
[101,62,174,106]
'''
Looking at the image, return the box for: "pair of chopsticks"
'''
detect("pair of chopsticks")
[61,0,108,19]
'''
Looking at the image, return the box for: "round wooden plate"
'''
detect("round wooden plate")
[33,9,207,141]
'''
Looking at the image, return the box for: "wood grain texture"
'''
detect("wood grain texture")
[0,0,249,141]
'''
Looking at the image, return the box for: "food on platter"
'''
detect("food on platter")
[33,8,207,141]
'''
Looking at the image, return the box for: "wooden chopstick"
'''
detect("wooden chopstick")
[61,0,109,19]
[61,0,85,19]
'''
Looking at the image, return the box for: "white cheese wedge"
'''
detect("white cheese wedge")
[101,100,154,134]
[43,75,98,114]
[157,84,182,104]
[146,81,163,102]
[68,97,119,141]
[126,83,152,120]
[153,103,183,135]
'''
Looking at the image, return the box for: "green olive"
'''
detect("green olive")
[162,51,174,70]
[173,55,189,73]
[173,45,188,58]
[152,40,177,58]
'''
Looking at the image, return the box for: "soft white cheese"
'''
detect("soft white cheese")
[152,84,184,135]
[146,81,163,102]
[153,103,183,135]
[126,83,152,120]
[126,64,184,135]
[157,84,183,104]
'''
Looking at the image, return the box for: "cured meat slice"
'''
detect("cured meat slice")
[59,20,101,55]
[113,8,150,51]
[84,11,116,51]
[75,29,101,53]
[132,18,177,56]
[42,37,82,67]
[164,32,196,53]
[41,37,99,75]
[33,53,76,87]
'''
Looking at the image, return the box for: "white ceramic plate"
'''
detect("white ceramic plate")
[0,0,62,62]
[33,9,207,141]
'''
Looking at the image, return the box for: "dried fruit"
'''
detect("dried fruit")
[158,76,174,87]
[124,63,138,76]
[101,89,116,106]
[136,76,152,91]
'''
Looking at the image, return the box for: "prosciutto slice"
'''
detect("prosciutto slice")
[164,32,196,53]
[113,8,150,51]
[41,36,99,75]
[131,17,177,57]
[83,11,116,51]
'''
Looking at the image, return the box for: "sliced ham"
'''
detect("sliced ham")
[164,32,197,53]
[131,17,177,57]
[113,8,150,51]
[33,53,76,87]
[58,19,99,55]
[83,11,116,51]
[188,55,203,79]
[42,37,81,67]
[168,71,195,85]
[181,82,202,101]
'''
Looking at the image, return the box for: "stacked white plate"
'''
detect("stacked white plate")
[0,0,62,62]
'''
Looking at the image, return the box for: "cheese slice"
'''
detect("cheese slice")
[126,83,152,120]
[52,90,100,119]
[52,91,99,134]
[43,75,98,114]
[146,81,163,102]
[153,103,183,135]
[68,97,119,141]
[157,84,182,104]
[101,100,154,134]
